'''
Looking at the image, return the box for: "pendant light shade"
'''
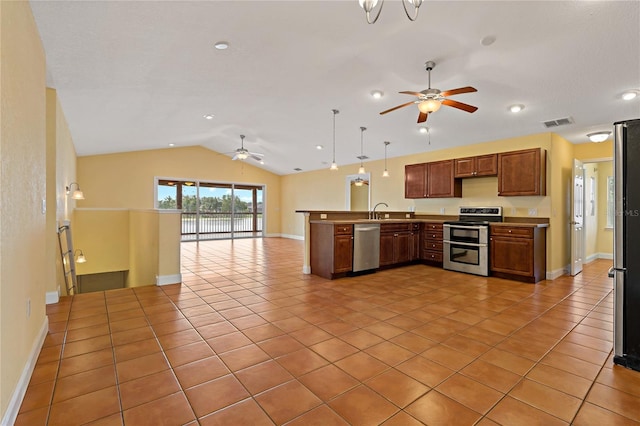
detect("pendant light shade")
[383,141,390,177]
[330,109,339,170]
[358,127,367,174]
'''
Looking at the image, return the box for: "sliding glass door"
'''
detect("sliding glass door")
[157,179,264,241]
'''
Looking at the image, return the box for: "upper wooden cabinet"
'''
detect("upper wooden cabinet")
[404,160,461,199]
[498,148,546,196]
[454,154,498,178]
[427,160,462,198]
[405,164,426,198]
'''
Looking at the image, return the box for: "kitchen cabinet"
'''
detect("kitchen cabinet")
[454,154,498,178]
[380,223,414,266]
[498,148,546,196]
[422,222,444,264]
[490,224,546,283]
[405,160,461,199]
[405,164,426,198]
[310,223,353,279]
[409,223,421,261]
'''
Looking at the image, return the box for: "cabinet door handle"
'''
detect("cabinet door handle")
[508,230,512,233]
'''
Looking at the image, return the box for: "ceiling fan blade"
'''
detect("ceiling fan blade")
[417,111,428,123]
[231,154,239,160]
[442,99,478,113]
[440,86,477,97]
[399,91,424,97]
[380,101,416,115]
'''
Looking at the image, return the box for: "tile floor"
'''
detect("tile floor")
[15,238,640,425]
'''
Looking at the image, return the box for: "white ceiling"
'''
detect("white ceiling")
[30,1,640,176]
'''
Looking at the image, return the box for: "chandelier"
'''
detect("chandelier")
[358,0,423,24]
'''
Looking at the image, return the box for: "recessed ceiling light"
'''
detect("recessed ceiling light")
[316,145,323,150]
[480,35,496,46]
[622,90,638,101]
[419,126,429,134]
[371,90,384,99]
[214,41,229,50]
[203,114,214,120]
[509,104,524,113]
[587,131,612,143]
[168,143,175,147]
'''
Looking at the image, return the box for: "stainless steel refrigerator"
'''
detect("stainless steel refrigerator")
[611,118,640,371]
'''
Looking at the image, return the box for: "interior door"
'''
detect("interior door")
[570,159,585,276]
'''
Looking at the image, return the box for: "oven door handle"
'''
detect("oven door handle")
[443,240,487,248]
[443,225,487,231]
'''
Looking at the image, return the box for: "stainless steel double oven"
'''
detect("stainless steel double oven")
[443,207,502,276]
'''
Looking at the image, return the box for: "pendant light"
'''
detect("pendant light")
[382,141,390,177]
[358,127,367,174]
[330,109,339,170]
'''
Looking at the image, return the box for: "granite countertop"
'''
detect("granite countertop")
[491,222,549,228]
[310,218,446,224]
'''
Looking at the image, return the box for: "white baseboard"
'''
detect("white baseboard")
[2,316,49,426]
[280,234,304,240]
[45,286,60,305]
[156,274,182,286]
[547,266,568,280]
[597,252,613,260]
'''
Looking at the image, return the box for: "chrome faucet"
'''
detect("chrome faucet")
[371,202,389,220]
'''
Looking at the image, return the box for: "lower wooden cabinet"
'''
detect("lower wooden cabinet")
[310,223,353,279]
[490,224,546,283]
[380,223,418,267]
[422,222,443,264]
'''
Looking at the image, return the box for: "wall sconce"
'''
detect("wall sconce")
[74,249,87,263]
[66,182,85,200]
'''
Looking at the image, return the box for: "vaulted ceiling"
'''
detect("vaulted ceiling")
[31,1,640,175]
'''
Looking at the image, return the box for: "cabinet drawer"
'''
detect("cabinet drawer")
[381,223,411,233]
[423,250,443,262]
[424,230,443,240]
[423,223,443,231]
[424,240,443,251]
[491,226,533,238]
[334,225,353,235]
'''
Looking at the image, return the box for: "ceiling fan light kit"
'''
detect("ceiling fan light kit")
[380,61,478,124]
[358,0,422,24]
[231,134,264,162]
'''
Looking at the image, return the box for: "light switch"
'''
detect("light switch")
[320,213,327,219]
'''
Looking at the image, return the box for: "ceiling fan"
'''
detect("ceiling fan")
[229,135,264,162]
[380,61,478,123]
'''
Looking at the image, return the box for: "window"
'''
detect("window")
[607,176,614,228]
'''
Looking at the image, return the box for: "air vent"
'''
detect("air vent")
[357,155,369,160]
[542,116,574,128]
[293,168,302,172]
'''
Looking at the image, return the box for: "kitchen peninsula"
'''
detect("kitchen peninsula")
[297,210,549,283]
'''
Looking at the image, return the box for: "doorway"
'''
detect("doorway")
[156,179,264,241]
[581,160,614,263]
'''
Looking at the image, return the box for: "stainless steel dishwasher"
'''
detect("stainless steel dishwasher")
[352,223,380,272]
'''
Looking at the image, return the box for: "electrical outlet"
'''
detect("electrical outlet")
[405,213,411,218]
[41,199,46,215]
[320,213,327,219]
[440,208,445,214]
[384,213,389,219]
[528,208,538,216]
[511,207,517,215]
[26,298,31,318]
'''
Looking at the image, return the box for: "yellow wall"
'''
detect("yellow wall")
[47,88,79,297]
[0,1,48,417]
[74,210,130,276]
[77,146,282,236]
[128,210,159,287]
[596,161,614,256]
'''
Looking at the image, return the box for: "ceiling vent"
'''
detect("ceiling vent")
[542,116,574,128]
[293,168,302,172]
[357,155,369,160]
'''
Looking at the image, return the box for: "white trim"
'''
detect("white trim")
[45,287,60,305]
[586,252,613,262]
[279,233,304,240]
[2,317,49,426]
[547,266,567,280]
[302,265,311,274]
[156,274,182,286]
